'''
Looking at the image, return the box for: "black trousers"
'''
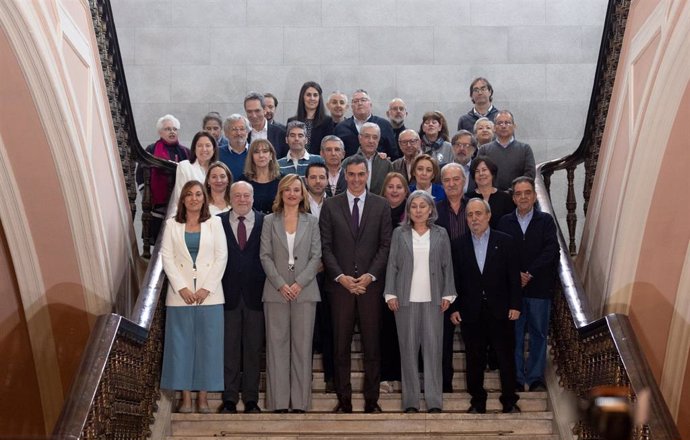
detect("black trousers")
[460,301,518,409]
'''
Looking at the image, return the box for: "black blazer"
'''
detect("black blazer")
[497,210,559,299]
[248,123,288,159]
[288,116,336,155]
[219,210,266,311]
[451,229,521,322]
[325,170,347,197]
[319,192,392,293]
[334,115,400,160]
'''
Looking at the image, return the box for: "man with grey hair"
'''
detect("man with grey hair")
[386,98,408,147]
[218,181,266,414]
[457,77,500,131]
[391,129,421,183]
[244,91,288,158]
[477,110,535,191]
[342,122,393,194]
[220,114,250,181]
[321,135,347,196]
[450,197,522,414]
[451,130,477,193]
[334,89,399,160]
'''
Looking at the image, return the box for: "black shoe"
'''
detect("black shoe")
[516,383,525,392]
[404,407,419,413]
[442,384,453,393]
[529,381,547,392]
[428,407,442,413]
[274,409,289,413]
[325,379,336,394]
[364,400,382,413]
[334,399,352,413]
[291,409,306,413]
[221,401,237,414]
[502,404,521,413]
[466,405,486,414]
[244,401,261,413]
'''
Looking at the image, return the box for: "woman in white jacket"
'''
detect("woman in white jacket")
[160,180,228,413]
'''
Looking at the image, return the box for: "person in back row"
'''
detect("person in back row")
[457,77,499,131]
[334,89,399,159]
[288,81,335,155]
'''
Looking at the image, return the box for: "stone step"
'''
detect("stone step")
[183,391,548,413]
[169,435,560,440]
[170,412,554,437]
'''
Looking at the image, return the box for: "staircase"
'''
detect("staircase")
[167,333,557,439]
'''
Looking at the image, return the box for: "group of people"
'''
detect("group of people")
[151,77,560,415]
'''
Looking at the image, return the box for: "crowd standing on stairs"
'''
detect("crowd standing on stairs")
[147,77,559,417]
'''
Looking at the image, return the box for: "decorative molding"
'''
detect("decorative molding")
[660,241,690,418]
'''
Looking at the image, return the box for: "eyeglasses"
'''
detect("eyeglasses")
[229,127,247,132]
[453,143,473,149]
[162,127,178,132]
[495,121,513,126]
[389,106,406,112]
[472,86,489,93]
[352,98,370,104]
[399,139,419,145]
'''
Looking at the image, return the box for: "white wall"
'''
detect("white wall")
[112,0,606,163]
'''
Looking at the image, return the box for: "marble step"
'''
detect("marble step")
[170,412,554,437]
[182,390,548,413]
[169,435,559,440]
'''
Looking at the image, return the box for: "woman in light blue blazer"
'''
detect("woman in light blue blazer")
[260,174,322,413]
[160,180,228,413]
[384,190,456,413]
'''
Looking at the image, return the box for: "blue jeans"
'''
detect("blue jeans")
[514,297,551,386]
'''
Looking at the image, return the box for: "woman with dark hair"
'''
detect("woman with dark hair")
[202,111,228,150]
[466,155,514,228]
[409,154,446,202]
[419,111,453,166]
[288,81,334,155]
[260,174,322,413]
[204,161,233,215]
[160,180,228,413]
[378,171,410,393]
[169,131,219,216]
[384,190,456,413]
[241,139,282,215]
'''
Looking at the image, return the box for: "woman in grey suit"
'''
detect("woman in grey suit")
[260,174,322,413]
[384,190,457,413]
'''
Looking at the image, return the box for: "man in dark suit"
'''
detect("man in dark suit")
[218,181,266,414]
[334,89,399,160]
[320,135,347,197]
[450,197,522,414]
[342,123,393,195]
[498,176,559,392]
[319,155,392,413]
[244,91,288,158]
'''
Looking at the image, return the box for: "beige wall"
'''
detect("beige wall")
[576,0,690,436]
[0,0,139,435]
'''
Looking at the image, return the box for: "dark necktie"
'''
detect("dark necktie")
[237,216,247,250]
[351,198,360,233]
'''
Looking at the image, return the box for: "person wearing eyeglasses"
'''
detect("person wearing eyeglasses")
[386,98,408,147]
[476,110,536,191]
[334,89,399,160]
[457,77,500,132]
[219,114,251,183]
[392,129,422,183]
[451,130,478,193]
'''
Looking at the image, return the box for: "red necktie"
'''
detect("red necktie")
[237,216,247,250]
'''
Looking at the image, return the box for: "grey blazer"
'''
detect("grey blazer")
[384,224,457,306]
[260,212,322,303]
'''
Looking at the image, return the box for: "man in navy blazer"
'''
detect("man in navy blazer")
[218,181,266,414]
[245,92,288,158]
[450,197,522,414]
[320,155,392,414]
[334,89,399,160]
[498,176,559,392]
